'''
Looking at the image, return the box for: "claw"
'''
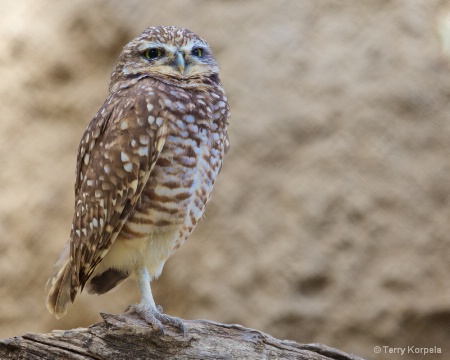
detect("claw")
[157,312,186,335]
[127,303,185,336]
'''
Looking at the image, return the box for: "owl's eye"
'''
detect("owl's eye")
[144,48,164,59]
[192,48,204,58]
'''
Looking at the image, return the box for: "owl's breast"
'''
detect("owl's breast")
[120,111,224,240]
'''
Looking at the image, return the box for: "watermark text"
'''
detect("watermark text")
[374,345,442,356]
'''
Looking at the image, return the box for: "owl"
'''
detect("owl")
[46,26,230,335]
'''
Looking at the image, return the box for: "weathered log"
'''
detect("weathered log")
[0,313,366,359]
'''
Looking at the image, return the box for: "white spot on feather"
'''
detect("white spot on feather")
[124,163,133,172]
[121,152,130,162]
[138,146,149,156]
[184,115,195,123]
[176,119,186,129]
[140,135,149,145]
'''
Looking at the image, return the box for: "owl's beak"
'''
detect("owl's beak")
[174,52,185,74]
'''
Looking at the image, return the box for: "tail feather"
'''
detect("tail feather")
[46,243,78,319]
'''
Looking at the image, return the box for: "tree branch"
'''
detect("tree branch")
[0,313,367,359]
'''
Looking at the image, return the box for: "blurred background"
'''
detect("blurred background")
[0,1,449,359]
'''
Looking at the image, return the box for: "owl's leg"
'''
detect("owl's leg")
[127,267,186,335]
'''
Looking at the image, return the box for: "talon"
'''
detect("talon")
[179,321,186,336]
[156,323,165,336]
[125,303,185,335]
[126,304,164,334]
[156,312,186,335]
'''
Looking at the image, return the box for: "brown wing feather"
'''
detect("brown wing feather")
[74,88,167,288]
[46,83,167,317]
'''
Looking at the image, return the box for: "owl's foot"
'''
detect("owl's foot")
[130,267,185,335]
[126,303,186,336]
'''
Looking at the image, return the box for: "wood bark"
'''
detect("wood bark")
[0,313,367,359]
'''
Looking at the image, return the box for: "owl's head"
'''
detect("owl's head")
[110,26,219,90]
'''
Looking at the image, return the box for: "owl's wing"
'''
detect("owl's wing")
[71,87,167,290]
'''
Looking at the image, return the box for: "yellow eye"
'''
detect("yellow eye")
[192,48,203,58]
[144,48,164,59]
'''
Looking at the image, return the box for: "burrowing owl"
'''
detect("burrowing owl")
[46,26,230,334]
